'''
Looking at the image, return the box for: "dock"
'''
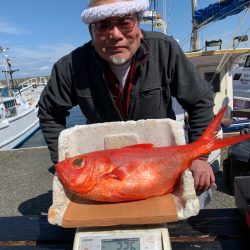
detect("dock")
[0,147,53,216]
[0,147,249,249]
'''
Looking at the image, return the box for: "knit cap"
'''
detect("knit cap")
[81,0,149,24]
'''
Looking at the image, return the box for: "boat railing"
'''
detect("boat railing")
[17,77,47,93]
[18,77,48,88]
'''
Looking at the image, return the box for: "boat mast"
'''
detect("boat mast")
[0,46,10,90]
[191,0,199,51]
[0,47,19,96]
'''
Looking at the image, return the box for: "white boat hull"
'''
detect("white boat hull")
[0,106,39,150]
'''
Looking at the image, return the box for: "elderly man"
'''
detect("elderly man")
[38,0,215,193]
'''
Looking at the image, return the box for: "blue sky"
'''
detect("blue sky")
[0,0,249,80]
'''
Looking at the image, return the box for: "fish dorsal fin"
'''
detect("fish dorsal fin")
[123,143,154,149]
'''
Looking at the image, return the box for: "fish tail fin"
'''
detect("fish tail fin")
[200,106,226,143]
[208,132,250,152]
[194,106,250,156]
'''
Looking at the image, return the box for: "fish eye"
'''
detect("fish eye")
[72,158,85,168]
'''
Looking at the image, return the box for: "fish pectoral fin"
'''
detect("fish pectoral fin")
[104,168,126,181]
[123,143,154,149]
[74,177,97,194]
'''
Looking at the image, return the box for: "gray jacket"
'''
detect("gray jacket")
[38,30,214,163]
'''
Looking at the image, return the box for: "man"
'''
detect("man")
[38,0,215,192]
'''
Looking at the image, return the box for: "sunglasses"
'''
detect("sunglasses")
[91,14,138,34]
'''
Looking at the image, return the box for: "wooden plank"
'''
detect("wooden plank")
[0,209,249,249]
[0,246,72,250]
[0,216,75,242]
[0,241,248,250]
[172,240,250,250]
[168,208,249,238]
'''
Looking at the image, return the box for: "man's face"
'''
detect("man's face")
[90,14,142,65]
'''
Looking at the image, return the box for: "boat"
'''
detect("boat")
[187,0,250,134]
[0,47,47,150]
[142,0,250,118]
[141,0,250,170]
[188,0,250,114]
[16,77,47,107]
[232,52,250,110]
[185,48,250,117]
[185,0,250,169]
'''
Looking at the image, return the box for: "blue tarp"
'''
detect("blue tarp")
[193,0,250,27]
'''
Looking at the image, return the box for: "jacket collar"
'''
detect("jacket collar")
[135,31,150,65]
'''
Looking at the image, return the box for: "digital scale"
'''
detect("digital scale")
[73,226,172,250]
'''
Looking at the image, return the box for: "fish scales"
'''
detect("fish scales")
[56,106,250,202]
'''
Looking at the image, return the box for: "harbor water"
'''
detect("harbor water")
[18,106,86,148]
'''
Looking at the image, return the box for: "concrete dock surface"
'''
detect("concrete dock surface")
[0,146,235,217]
[0,147,53,216]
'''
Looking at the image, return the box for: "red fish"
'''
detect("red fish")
[55,106,250,202]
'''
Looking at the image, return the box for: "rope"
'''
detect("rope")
[180,32,193,48]
[215,8,249,73]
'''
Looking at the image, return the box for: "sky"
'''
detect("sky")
[0,0,250,80]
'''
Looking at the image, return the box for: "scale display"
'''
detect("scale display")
[74,227,171,250]
[101,237,140,250]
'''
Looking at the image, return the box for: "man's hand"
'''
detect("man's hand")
[189,159,215,191]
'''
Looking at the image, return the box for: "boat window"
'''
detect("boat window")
[3,100,17,117]
[244,56,250,68]
[233,73,241,80]
[204,72,220,92]
[4,100,16,108]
